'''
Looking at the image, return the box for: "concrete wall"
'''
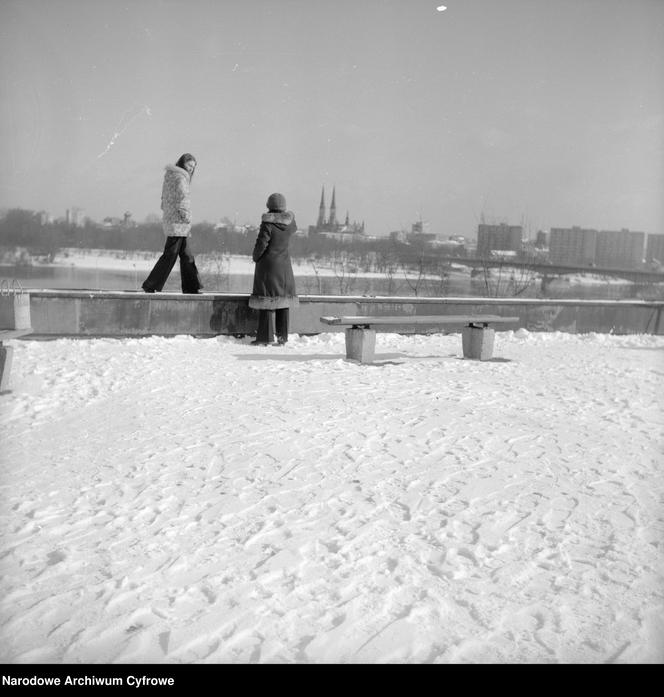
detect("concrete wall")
[23,291,664,338]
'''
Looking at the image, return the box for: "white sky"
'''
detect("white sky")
[1,0,662,237]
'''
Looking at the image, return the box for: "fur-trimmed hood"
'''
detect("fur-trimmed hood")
[164,164,190,182]
[261,211,294,226]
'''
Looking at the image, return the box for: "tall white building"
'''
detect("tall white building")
[476,223,523,257]
[645,233,664,265]
[596,229,645,269]
[549,227,598,266]
[65,207,86,227]
[549,226,645,269]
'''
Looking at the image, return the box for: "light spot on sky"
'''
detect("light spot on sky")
[97,106,152,160]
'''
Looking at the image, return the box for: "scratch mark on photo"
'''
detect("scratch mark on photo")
[97,105,152,159]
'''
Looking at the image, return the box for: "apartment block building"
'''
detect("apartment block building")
[476,223,523,257]
[65,207,86,227]
[549,227,597,266]
[595,229,645,269]
[645,233,664,265]
[550,227,645,269]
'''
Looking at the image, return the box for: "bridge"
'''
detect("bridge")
[430,256,664,284]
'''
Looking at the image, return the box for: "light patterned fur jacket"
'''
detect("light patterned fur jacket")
[161,165,192,237]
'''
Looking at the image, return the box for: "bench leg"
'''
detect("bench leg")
[462,326,495,360]
[345,327,376,363]
[0,344,14,392]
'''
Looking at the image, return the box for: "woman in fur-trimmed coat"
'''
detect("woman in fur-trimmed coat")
[142,153,203,294]
[248,192,299,345]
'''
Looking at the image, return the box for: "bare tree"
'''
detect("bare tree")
[477,254,537,297]
[307,257,323,294]
[376,247,400,295]
[330,249,358,295]
[424,259,451,297]
[202,246,231,291]
[400,243,430,297]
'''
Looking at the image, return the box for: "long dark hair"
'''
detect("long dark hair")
[175,153,196,180]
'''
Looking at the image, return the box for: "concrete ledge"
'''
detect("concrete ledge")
[14,291,664,338]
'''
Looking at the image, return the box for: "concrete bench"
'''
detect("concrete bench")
[1,284,33,393]
[320,314,520,363]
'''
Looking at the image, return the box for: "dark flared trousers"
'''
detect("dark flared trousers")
[142,236,202,293]
[256,309,289,343]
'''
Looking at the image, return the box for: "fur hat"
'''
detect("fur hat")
[266,193,287,212]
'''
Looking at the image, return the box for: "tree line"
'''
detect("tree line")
[0,207,469,270]
[1,207,542,297]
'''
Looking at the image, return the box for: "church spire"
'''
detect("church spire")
[328,185,337,228]
[317,186,326,228]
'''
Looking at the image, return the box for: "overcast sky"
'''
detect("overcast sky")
[1,0,662,238]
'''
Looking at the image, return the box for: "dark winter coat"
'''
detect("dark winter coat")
[161,165,192,237]
[248,211,299,310]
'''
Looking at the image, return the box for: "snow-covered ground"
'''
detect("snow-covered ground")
[1,330,663,664]
[44,248,464,281]
[547,273,636,287]
[49,249,157,273]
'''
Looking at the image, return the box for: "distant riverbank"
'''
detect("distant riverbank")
[0,246,637,283]
[3,247,438,278]
[2,247,662,300]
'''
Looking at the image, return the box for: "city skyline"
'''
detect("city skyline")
[15,203,664,245]
[1,0,662,238]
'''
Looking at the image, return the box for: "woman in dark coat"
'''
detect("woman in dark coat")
[248,193,299,345]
